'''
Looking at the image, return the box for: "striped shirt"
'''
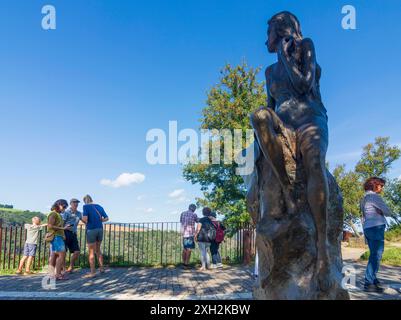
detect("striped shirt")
[360,191,393,230]
[180,210,198,238]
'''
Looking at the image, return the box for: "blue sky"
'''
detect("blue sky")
[0,0,400,222]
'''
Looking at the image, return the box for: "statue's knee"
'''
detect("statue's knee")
[251,108,271,126]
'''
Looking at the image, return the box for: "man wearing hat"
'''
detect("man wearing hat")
[61,198,83,273]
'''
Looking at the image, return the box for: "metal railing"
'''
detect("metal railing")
[0,220,255,271]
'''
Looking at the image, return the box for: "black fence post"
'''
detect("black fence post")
[160,223,164,265]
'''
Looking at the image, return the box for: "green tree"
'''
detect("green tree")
[0,208,46,226]
[332,165,364,237]
[355,137,401,179]
[333,136,401,235]
[183,62,266,226]
[384,179,401,224]
[355,136,401,222]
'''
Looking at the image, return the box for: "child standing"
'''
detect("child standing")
[16,216,47,275]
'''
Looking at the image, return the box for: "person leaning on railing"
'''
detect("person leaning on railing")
[360,177,396,293]
[81,194,109,278]
[180,204,198,268]
[194,207,214,271]
[209,212,225,269]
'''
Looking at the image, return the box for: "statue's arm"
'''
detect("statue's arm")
[267,92,275,110]
[265,67,276,110]
[279,38,316,95]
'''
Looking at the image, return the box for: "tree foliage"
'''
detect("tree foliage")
[183,62,266,225]
[332,165,364,234]
[182,62,401,235]
[355,137,401,179]
[0,206,46,226]
[333,136,401,234]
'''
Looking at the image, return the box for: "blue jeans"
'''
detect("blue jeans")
[210,241,222,264]
[364,225,385,285]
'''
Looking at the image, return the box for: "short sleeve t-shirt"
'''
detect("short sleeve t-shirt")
[83,204,108,230]
[180,210,198,237]
[200,216,213,229]
[197,217,214,242]
[61,209,82,233]
[47,211,65,238]
[24,224,44,245]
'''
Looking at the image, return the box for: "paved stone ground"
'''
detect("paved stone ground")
[0,265,253,300]
[343,260,401,300]
[0,257,399,300]
[341,245,401,300]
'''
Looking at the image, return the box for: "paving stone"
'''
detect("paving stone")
[1,262,399,300]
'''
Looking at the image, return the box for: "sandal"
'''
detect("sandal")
[23,271,35,276]
[99,267,105,273]
[15,270,23,275]
[55,274,69,281]
[83,273,96,279]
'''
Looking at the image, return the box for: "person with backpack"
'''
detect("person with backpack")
[194,207,215,271]
[209,212,225,269]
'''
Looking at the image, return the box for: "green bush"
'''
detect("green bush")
[385,224,401,242]
[0,208,46,226]
[360,247,401,266]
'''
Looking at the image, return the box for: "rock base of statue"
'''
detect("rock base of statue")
[247,123,350,300]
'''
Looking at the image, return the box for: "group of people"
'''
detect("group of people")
[17,195,109,280]
[180,204,226,270]
[15,177,393,290]
[17,198,224,279]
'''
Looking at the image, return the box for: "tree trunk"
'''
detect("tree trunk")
[346,220,361,238]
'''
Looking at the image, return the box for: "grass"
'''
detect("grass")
[0,269,22,275]
[360,246,401,266]
[385,224,401,242]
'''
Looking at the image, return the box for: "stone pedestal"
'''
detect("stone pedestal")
[244,126,350,300]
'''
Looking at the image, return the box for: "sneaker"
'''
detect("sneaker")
[216,263,223,268]
[210,264,217,269]
[364,284,384,293]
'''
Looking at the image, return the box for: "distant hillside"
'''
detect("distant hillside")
[0,204,46,226]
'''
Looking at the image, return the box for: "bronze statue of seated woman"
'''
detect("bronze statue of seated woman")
[249,12,348,298]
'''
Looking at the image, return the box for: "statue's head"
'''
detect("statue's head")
[266,11,303,53]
